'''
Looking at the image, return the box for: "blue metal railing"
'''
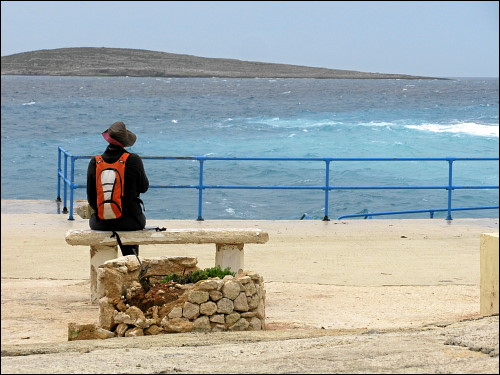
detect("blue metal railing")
[57,146,499,221]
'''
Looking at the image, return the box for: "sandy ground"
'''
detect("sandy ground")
[1,199,499,373]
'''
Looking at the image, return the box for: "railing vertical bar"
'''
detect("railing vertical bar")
[68,156,76,220]
[56,147,62,202]
[323,160,331,221]
[446,159,454,221]
[62,152,68,214]
[197,159,205,221]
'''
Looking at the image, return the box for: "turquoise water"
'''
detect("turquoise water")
[1,75,498,219]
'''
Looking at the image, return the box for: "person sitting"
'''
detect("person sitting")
[86,121,149,256]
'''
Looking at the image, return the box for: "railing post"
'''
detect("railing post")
[62,152,69,214]
[446,159,454,221]
[56,146,62,202]
[323,160,331,221]
[68,156,77,220]
[197,159,205,221]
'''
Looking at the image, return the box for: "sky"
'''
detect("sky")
[1,1,498,78]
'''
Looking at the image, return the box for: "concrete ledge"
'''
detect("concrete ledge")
[480,232,499,316]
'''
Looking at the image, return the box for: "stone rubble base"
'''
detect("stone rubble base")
[68,256,266,340]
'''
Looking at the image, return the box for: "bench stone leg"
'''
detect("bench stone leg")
[90,245,118,303]
[215,244,244,273]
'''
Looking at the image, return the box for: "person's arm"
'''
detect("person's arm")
[135,155,149,194]
[86,157,97,212]
[123,154,149,213]
[126,154,148,193]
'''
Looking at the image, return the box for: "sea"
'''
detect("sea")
[1,75,498,220]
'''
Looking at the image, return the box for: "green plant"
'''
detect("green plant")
[159,265,235,285]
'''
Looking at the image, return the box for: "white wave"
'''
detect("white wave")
[246,116,499,137]
[171,119,178,123]
[405,123,499,137]
[358,121,394,127]
[22,101,36,106]
[257,117,343,128]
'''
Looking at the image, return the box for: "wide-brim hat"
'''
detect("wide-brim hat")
[102,121,137,147]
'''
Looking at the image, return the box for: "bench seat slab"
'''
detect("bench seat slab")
[66,228,269,246]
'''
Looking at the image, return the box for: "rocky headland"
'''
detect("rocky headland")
[1,47,445,79]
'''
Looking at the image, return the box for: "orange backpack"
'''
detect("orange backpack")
[95,153,130,220]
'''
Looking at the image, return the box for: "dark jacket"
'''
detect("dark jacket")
[87,145,149,230]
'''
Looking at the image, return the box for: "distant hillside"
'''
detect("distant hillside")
[1,47,444,79]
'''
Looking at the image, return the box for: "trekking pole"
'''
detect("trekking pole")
[111,231,151,289]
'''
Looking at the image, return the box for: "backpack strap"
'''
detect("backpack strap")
[110,231,150,290]
[111,231,142,266]
[95,152,129,165]
[118,152,130,163]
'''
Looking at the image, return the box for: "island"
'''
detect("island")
[1,47,445,80]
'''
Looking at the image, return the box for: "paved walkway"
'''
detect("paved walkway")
[1,204,498,373]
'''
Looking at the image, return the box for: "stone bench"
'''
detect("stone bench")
[65,228,269,303]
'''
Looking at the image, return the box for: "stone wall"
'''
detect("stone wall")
[69,256,266,340]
